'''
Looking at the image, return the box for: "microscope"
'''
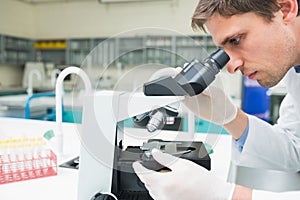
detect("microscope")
[77,49,230,200]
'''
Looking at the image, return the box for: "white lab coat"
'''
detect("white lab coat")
[231,67,300,199]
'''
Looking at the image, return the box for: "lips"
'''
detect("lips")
[247,71,257,80]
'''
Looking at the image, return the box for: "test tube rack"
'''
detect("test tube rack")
[0,136,57,184]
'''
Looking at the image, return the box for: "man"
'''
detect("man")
[133,0,300,199]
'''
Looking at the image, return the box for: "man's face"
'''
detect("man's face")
[206,12,297,87]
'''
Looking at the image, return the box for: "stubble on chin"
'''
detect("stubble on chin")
[257,79,276,88]
[257,71,286,88]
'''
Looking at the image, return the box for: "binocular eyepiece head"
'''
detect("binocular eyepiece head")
[143,49,230,96]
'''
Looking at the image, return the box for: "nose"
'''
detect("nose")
[225,55,243,74]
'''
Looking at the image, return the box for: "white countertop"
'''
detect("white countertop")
[0,117,232,200]
[0,117,81,200]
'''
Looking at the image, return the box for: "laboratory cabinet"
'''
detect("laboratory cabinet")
[66,35,216,68]
[81,34,217,68]
[0,35,34,65]
[34,39,67,65]
[0,34,217,67]
[175,35,216,66]
[144,35,175,66]
[120,35,216,67]
[34,38,110,67]
[117,37,145,66]
[66,38,94,66]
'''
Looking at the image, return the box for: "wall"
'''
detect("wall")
[0,64,24,87]
[33,0,200,39]
[0,0,200,39]
[0,0,35,38]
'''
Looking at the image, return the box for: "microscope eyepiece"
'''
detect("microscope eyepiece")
[209,49,230,69]
[143,49,230,96]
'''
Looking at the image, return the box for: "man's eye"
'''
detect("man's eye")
[229,37,241,45]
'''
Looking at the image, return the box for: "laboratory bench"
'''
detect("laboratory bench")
[0,87,27,96]
[0,91,236,133]
[0,87,56,96]
[0,91,84,122]
[0,117,80,199]
[0,117,232,200]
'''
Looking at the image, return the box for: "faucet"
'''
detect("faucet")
[55,66,92,156]
[27,69,42,96]
[51,69,61,88]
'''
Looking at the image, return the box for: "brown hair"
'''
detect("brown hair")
[298,0,300,16]
[191,0,299,32]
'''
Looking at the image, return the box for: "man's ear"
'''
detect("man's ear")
[278,0,298,23]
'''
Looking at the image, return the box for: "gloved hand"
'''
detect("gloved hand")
[148,67,182,81]
[149,67,237,125]
[182,77,238,125]
[133,149,235,200]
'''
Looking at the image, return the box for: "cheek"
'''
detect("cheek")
[242,36,283,66]
[269,33,297,68]
[258,24,297,64]
[244,24,286,60]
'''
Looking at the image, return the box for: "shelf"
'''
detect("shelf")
[0,35,34,65]
[0,34,217,67]
[5,46,32,51]
[34,41,67,49]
